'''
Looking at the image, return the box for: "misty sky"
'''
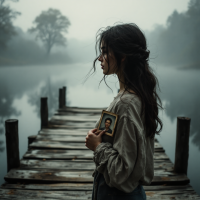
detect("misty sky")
[9,0,190,40]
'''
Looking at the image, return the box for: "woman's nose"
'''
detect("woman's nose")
[98,55,103,61]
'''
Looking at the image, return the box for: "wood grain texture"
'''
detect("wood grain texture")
[4,169,189,185]
[29,139,164,152]
[20,159,172,171]
[0,188,199,200]
[24,149,169,160]
[0,189,92,199]
[1,183,193,191]
[20,159,95,171]
[1,106,198,199]
[51,115,99,122]
[39,129,89,136]
[58,107,105,113]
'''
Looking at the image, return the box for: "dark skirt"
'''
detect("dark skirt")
[92,171,146,200]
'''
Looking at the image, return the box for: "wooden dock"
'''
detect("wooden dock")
[1,90,200,199]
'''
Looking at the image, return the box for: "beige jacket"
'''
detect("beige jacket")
[92,91,154,193]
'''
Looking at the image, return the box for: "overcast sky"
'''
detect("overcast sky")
[9,0,190,40]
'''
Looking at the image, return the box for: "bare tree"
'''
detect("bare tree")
[28,8,70,56]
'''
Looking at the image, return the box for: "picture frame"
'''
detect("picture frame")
[97,110,119,137]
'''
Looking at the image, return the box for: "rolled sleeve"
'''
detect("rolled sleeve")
[93,115,143,192]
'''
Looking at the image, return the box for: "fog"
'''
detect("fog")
[0,0,200,196]
[1,0,199,68]
[147,0,200,68]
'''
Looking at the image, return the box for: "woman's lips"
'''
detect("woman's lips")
[101,65,104,69]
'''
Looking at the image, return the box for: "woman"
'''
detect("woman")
[85,23,163,200]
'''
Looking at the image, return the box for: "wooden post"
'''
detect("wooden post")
[5,119,20,172]
[40,97,48,129]
[63,86,66,107]
[28,135,37,146]
[59,88,63,109]
[174,117,191,175]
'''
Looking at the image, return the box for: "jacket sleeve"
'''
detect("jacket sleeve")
[93,111,145,192]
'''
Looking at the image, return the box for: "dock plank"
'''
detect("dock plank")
[35,134,160,145]
[39,129,89,136]
[24,149,169,160]
[49,120,96,127]
[0,189,199,200]
[0,189,92,200]
[20,159,95,171]
[36,135,87,142]
[1,183,193,191]
[20,159,173,171]
[4,169,189,185]
[58,107,105,113]
[30,139,164,152]
[1,105,199,199]
[29,141,88,150]
[51,115,99,122]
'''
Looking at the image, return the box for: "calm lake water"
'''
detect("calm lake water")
[0,63,199,195]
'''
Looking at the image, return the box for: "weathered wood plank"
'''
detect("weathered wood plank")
[24,149,169,160]
[59,107,105,113]
[36,135,86,142]
[1,182,94,191]
[1,183,193,191]
[29,139,164,152]
[29,141,88,150]
[4,169,190,185]
[51,115,99,122]
[20,159,95,171]
[0,189,92,199]
[35,135,160,145]
[49,120,96,127]
[24,149,93,160]
[54,111,100,117]
[39,129,89,136]
[0,189,199,200]
[19,159,172,171]
[4,169,93,183]
[39,130,159,144]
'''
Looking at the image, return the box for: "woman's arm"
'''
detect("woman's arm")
[93,113,145,192]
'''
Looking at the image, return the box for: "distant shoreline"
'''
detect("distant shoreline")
[178,63,200,70]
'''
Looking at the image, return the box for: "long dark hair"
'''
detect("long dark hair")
[87,23,163,138]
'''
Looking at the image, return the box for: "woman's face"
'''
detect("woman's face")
[98,42,117,75]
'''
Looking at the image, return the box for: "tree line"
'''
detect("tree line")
[0,0,199,67]
[147,0,200,68]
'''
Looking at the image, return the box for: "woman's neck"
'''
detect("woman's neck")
[117,72,135,94]
[117,72,125,93]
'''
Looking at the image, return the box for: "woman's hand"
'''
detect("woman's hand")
[85,128,106,151]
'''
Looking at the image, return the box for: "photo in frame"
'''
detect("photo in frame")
[97,110,119,137]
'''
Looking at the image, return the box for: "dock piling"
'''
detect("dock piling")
[59,88,63,109]
[28,135,37,146]
[63,86,66,107]
[5,119,20,172]
[174,117,191,175]
[40,97,48,129]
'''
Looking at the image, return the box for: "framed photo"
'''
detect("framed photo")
[97,110,119,137]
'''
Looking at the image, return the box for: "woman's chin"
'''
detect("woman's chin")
[103,69,110,75]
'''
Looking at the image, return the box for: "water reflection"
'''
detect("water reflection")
[156,67,200,151]
[28,76,71,119]
[0,64,200,195]
[0,90,21,153]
